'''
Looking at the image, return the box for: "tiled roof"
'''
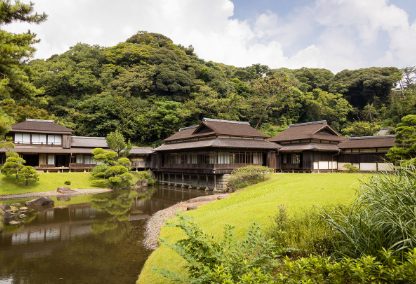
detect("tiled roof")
[71,136,108,148]
[130,147,154,155]
[279,143,340,152]
[155,138,280,151]
[338,136,395,149]
[269,120,342,142]
[164,118,265,142]
[12,119,73,134]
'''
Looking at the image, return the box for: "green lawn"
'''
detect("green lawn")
[137,173,370,284]
[0,172,98,195]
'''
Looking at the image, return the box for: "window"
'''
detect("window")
[291,154,300,164]
[76,154,83,164]
[14,133,30,144]
[253,153,263,165]
[218,152,230,164]
[47,135,62,145]
[47,154,55,165]
[31,134,47,145]
[84,155,95,165]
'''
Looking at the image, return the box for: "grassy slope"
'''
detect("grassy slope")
[138,173,369,284]
[0,172,98,195]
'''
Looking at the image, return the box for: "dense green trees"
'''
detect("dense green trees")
[24,32,411,143]
[1,1,413,144]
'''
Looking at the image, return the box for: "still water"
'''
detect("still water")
[0,187,209,284]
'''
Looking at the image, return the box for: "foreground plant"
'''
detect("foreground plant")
[157,216,277,283]
[324,167,416,258]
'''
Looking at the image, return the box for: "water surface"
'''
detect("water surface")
[0,187,208,284]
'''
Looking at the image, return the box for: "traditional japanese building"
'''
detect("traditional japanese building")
[0,119,153,171]
[152,118,280,190]
[269,120,395,172]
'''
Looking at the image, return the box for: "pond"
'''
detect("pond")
[0,186,209,284]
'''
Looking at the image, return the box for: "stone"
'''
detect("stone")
[19,206,29,212]
[19,213,27,219]
[57,195,71,201]
[57,187,76,194]
[0,204,10,211]
[8,220,21,225]
[186,205,198,211]
[26,197,54,208]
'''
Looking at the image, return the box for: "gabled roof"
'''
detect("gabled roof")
[338,136,395,149]
[12,119,73,134]
[269,120,343,142]
[164,118,265,142]
[155,138,280,151]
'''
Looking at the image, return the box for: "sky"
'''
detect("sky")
[4,0,416,72]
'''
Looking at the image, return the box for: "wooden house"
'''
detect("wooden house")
[0,119,153,171]
[153,118,280,190]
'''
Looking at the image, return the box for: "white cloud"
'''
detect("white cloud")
[4,0,416,71]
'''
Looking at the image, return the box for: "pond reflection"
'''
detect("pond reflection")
[0,186,209,284]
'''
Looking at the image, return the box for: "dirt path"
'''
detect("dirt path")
[143,193,229,250]
[0,188,112,200]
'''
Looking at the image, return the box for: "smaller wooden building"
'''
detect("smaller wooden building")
[269,120,395,172]
[0,119,153,171]
[269,121,343,172]
[153,118,280,190]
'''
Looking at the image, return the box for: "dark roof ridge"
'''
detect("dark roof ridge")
[349,135,395,140]
[289,120,327,127]
[203,117,250,125]
[71,136,106,139]
[179,125,198,131]
[26,118,54,122]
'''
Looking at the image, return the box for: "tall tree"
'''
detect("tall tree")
[0,0,46,100]
[387,114,416,165]
[106,130,131,157]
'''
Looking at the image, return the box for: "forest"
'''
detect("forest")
[1,2,415,146]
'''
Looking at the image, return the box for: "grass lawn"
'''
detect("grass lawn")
[0,172,98,195]
[137,173,370,284]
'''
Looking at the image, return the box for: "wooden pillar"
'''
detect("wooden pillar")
[214,175,217,191]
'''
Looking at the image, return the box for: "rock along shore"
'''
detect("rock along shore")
[143,193,228,250]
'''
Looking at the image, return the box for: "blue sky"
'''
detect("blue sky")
[6,0,416,71]
[233,0,416,22]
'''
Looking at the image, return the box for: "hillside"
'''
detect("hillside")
[1,31,415,145]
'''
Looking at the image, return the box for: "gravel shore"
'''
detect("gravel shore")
[143,193,228,250]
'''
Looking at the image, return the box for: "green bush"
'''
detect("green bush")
[343,163,359,173]
[227,165,273,191]
[272,205,334,256]
[16,166,39,186]
[134,170,155,185]
[64,180,71,186]
[158,216,416,284]
[276,249,416,283]
[158,216,278,283]
[324,167,416,257]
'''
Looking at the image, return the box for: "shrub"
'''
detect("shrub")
[16,166,39,186]
[276,249,416,283]
[91,148,134,189]
[343,163,359,173]
[158,216,278,283]
[272,205,335,256]
[227,165,273,191]
[324,167,416,258]
[64,180,71,186]
[1,152,25,179]
[134,170,155,185]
